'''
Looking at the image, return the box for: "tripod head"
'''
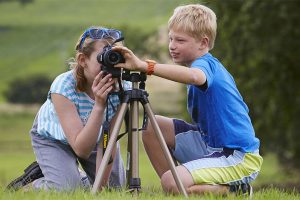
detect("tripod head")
[105,70,149,140]
[120,70,147,90]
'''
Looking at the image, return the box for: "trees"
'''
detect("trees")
[208,0,300,166]
[4,75,51,104]
[0,0,34,5]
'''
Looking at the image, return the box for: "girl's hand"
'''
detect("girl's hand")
[112,46,147,72]
[92,71,115,106]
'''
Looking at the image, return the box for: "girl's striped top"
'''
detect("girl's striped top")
[36,70,130,144]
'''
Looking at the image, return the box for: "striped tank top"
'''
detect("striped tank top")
[35,70,129,144]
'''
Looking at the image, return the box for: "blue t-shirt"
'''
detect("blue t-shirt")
[188,53,260,153]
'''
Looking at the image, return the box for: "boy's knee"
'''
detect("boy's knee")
[161,170,179,194]
[142,118,154,134]
[142,121,155,141]
[142,115,166,136]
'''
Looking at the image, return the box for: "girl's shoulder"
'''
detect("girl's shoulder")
[53,70,75,84]
[50,70,76,95]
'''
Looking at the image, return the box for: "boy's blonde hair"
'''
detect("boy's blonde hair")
[168,4,217,50]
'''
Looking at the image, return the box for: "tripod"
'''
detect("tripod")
[91,72,188,197]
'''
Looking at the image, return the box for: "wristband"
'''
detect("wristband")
[145,59,156,75]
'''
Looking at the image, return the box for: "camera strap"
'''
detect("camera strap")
[101,81,128,164]
[102,96,115,164]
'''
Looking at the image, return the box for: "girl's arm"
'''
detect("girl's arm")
[52,72,115,159]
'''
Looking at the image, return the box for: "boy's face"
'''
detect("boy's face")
[168,29,203,66]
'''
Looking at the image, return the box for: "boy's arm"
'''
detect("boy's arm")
[144,62,206,86]
[113,46,206,86]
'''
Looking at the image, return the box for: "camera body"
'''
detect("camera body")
[97,44,125,78]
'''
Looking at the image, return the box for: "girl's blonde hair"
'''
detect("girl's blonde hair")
[168,4,217,50]
[68,28,114,92]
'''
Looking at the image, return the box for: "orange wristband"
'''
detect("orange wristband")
[145,59,156,75]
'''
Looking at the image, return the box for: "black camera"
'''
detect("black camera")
[97,37,125,78]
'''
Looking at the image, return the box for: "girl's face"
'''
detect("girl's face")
[168,29,203,66]
[83,40,107,85]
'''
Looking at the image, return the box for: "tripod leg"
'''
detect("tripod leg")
[143,103,188,197]
[91,103,128,194]
[127,100,141,192]
[126,107,132,187]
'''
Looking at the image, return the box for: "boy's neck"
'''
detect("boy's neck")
[198,49,209,57]
[187,49,209,66]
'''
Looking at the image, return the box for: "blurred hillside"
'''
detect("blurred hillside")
[0,0,194,107]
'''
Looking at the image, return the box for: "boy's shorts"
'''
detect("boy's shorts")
[172,119,263,186]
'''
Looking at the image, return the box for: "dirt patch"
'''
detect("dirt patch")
[0,103,39,114]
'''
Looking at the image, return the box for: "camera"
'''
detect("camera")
[97,37,125,78]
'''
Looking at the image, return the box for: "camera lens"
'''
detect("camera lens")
[107,51,122,65]
[108,51,120,64]
[97,46,125,69]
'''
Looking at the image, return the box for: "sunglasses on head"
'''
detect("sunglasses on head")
[78,28,122,49]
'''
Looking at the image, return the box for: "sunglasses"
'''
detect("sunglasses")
[78,28,122,49]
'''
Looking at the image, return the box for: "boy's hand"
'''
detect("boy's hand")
[112,46,147,72]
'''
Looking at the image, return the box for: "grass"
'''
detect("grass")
[1,185,300,200]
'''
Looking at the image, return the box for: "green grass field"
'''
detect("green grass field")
[1,188,299,200]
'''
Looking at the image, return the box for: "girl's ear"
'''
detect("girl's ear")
[77,53,87,68]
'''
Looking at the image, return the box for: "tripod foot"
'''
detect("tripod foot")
[129,177,141,190]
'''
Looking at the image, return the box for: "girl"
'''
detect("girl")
[8,27,127,191]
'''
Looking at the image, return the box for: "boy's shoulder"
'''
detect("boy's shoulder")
[192,53,215,67]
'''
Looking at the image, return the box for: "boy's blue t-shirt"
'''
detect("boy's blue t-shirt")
[188,53,260,153]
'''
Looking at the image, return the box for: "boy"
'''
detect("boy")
[114,4,263,196]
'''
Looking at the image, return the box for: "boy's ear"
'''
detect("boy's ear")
[199,37,209,49]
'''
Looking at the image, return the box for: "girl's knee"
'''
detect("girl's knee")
[33,173,82,191]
